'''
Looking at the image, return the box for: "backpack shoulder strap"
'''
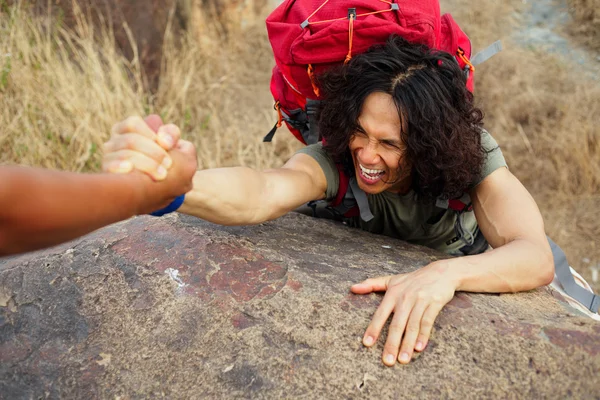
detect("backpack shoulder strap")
[435,193,476,247]
[331,163,350,208]
[329,164,374,222]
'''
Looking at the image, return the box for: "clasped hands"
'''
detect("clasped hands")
[103,116,459,366]
[102,115,197,214]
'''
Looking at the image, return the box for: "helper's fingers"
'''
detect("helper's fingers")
[111,116,158,140]
[351,275,393,294]
[103,150,167,181]
[175,139,196,155]
[156,123,181,151]
[144,114,164,133]
[397,300,429,364]
[103,134,172,169]
[172,140,198,170]
[414,301,445,353]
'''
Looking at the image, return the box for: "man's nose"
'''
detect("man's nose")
[359,140,380,165]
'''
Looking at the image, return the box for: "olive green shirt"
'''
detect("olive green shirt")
[296,130,507,255]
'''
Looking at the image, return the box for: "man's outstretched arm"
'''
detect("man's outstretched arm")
[103,117,328,226]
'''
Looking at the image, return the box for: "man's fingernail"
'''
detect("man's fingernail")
[384,354,395,365]
[156,166,167,179]
[158,132,174,148]
[117,161,132,172]
[415,341,424,351]
[363,336,374,346]
[399,352,410,363]
[162,156,173,169]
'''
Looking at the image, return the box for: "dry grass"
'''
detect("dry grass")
[0,2,149,171]
[1,0,599,291]
[0,0,299,172]
[566,0,600,52]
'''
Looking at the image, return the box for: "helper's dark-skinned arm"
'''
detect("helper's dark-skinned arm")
[0,167,153,255]
[0,116,197,256]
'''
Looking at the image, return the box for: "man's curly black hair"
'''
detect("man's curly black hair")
[317,35,486,202]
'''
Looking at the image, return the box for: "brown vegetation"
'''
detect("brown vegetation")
[0,0,598,291]
[567,0,600,51]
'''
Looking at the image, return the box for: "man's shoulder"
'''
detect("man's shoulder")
[294,143,339,201]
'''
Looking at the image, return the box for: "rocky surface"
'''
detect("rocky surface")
[1,213,599,399]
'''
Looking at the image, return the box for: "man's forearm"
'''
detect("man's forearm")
[435,238,555,294]
[178,167,276,225]
[178,166,318,226]
[0,166,149,255]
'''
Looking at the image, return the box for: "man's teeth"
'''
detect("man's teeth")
[359,164,384,177]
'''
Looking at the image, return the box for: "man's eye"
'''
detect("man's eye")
[354,130,367,137]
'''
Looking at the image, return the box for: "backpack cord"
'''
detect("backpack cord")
[304,0,331,24]
[344,13,355,64]
[456,47,475,73]
[307,64,321,97]
[302,0,398,27]
[301,1,400,73]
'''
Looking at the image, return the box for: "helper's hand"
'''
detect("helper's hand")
[102,115,181,181]
[351,262,457,366]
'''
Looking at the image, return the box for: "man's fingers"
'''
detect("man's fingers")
[111,116,158,140]
[351,275,392,294]
[415,302,445,352]
[156,124,181,151]
[397,301,428,364]
[381,301,411,366]
[144,114,164,133]
[104,150,167,181]
[102,160,133,174]
[362,291,397,348]
[103,134,172,169]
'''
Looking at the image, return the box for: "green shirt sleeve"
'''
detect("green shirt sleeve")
[473,129,507,187]
[295,143,340,201]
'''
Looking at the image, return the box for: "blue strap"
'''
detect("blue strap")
[150,194,185,217]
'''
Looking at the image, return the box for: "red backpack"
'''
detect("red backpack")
[264,0,500,217]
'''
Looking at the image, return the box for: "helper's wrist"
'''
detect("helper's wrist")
[149,194,185,216]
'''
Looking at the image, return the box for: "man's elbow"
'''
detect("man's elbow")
[538,246,555,287]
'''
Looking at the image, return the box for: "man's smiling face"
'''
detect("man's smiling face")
[349,91,411,195]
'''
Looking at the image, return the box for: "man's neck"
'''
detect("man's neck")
[386,175,412,195]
